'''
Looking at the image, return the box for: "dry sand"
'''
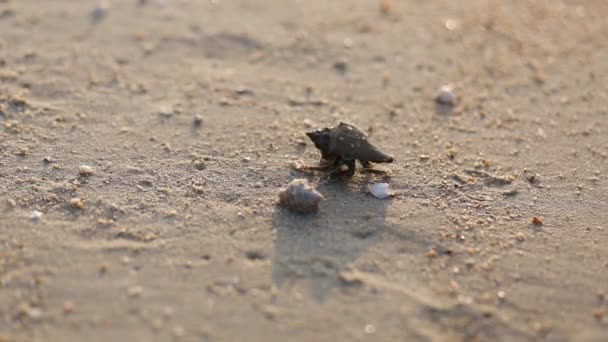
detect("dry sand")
[1,0,608,341]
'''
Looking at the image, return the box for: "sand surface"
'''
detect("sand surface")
[1,0,608,341]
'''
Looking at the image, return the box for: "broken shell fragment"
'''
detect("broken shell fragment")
[278,179,324,214]
[368,183,393,199]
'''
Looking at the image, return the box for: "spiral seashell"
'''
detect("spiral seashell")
[278,179,324,214]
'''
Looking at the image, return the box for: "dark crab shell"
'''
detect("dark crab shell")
[307,122,394,163]
[329,122,393,163]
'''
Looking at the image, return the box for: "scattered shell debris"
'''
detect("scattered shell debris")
[435,85,456,106]
[278,179,324,214]
[79,165,94,176]
[368,183,394,199]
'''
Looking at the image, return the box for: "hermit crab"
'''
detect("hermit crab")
[303,122,394,177]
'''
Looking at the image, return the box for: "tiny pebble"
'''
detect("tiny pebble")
[192,159,207,170]
[90,5,108,23]
[436,85,456,106]
[172,325,185,338]
[163,306,175,318]
[99,262,109,274]
[193,113,203,126]
[303,119,314,128]
[24,306,42,321]
[127,285,144,297]
[334,58,348,73]
[593,307,605,319]
[70,198,84,209]
[79,165,94,176]
[29,210,43,221]
[532,217,543,225]
[63,301,76,314]
[343,37,354,48]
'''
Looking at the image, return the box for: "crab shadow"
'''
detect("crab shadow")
[271,175,412,301]
[435,103,454,117]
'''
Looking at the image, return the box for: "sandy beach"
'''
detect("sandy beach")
[1,0,608,341]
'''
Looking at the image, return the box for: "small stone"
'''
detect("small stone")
[380,0,393,15]
[303,119,314,128]
[90,4,108,23]
[70,198,84,209]
[127,285,143,297]
[260,304,282,320]
[29,210,43,221]
[99,262,109,274]
[63,301,76,314]
[151,319,163,331]
[593,307,605,319]
[343,37,354,48]
[192,159,206,170]
[163,306,175,318]
[436,86,456,106]
[172,325,185,338]
[193,113,203,126]
[532,217,543,225]
[157,106,174,118]
[333,59,348,73]
[242,157,251,163]
[79,165,94,176]
[497,291,506,300]
[19,304,42,321]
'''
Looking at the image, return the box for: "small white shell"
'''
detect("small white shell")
[278,179,324,214]
[435,86,456,106]
[368,183,393,199]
